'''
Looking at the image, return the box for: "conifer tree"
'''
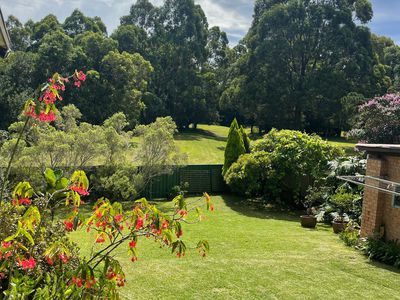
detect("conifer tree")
[223,118,245,176]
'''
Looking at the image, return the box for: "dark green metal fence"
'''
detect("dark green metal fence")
[145,164,228,199]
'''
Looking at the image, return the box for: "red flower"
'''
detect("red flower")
[77,71,86,81]
[176,229,183,238]
[129,240,136,248]
[72,276,84,288]
[179,210,188,217]
[114,214,123,223]
[59,253,69,264]
[85,277,96,289]
[74,81,81,88]
[1,242,11,249]
[19,198,32,205]
[64,220,74,232]
[45,255,54,266]
[116,275,125,287]
[70,185,89,196]
[38,111,56,122]
[161,220,169,229]
[19,257,36,270]
[95,234,106,244]
[135,217,144,230]
[24,105,37,118]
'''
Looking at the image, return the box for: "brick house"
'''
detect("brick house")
[357,144,400,241]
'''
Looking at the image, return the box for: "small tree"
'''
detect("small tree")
[223,118,245,176]
[240,126,250,153]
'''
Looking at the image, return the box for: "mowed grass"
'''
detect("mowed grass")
[172,125,356,164]
[68,195,400,299]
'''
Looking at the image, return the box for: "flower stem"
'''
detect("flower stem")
[0,117,30,203]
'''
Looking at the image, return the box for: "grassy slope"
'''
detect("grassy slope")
[173,125,356,164]
[69,196,400,299]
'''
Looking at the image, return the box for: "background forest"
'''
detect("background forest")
[1,0,400,136]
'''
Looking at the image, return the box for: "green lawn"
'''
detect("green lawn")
[69,195,400,299]
[171,125,356,164]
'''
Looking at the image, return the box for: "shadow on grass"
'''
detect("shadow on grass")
[365,260,400,274]
[175,128,227,142]
[220,194,300,223]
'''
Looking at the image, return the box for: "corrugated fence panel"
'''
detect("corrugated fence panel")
[145,164,228,199]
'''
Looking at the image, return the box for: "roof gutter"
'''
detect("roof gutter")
[0,7,11,57]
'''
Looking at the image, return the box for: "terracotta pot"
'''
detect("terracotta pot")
[300,215,317,228]
[332,221,348,234]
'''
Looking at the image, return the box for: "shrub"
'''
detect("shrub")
[225,129,340,207]
[224,151,277,198]
[339,221,361,247]
[362,238,400,268]
[223,119,245,175]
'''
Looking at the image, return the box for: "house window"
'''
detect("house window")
[393,186,400,208]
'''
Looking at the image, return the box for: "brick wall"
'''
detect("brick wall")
[361,154,400,240]
[360,156,386,237]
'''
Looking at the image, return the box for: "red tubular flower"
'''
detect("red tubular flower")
[95,234,106,244]
[1,242,11,249]
[77,71,86,81]
[114,214,123,223]
[45,255,54,266]
[38,111,56,122]
[70,185,89,196]
[72,277,84,288]
[19,257,36,270]
[176,229,183,238]
[63,220,74,232]
[19,198,31,205]
[129,240,136,248]
[59,253,69,264]
[135,217,144,230]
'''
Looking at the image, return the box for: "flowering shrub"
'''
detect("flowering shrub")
[0,71,213,299]
[349,93,400,143]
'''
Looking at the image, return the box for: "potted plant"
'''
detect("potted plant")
[330,190,355,233]
[300,191,318,228]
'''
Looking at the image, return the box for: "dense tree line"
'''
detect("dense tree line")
[1,0,400,135]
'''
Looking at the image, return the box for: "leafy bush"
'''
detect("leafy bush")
[339,221,361,247]
[225,129,340,207]
[169,182,189,200]
[308,155,366,222]
[362,238,400,268]
[224,151,277,198]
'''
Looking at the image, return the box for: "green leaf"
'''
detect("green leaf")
[44,168,57,188]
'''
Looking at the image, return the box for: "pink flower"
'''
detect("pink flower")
[74,81,81,88]
[77,71,86,82]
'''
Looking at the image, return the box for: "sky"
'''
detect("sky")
[0,0,399,45]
